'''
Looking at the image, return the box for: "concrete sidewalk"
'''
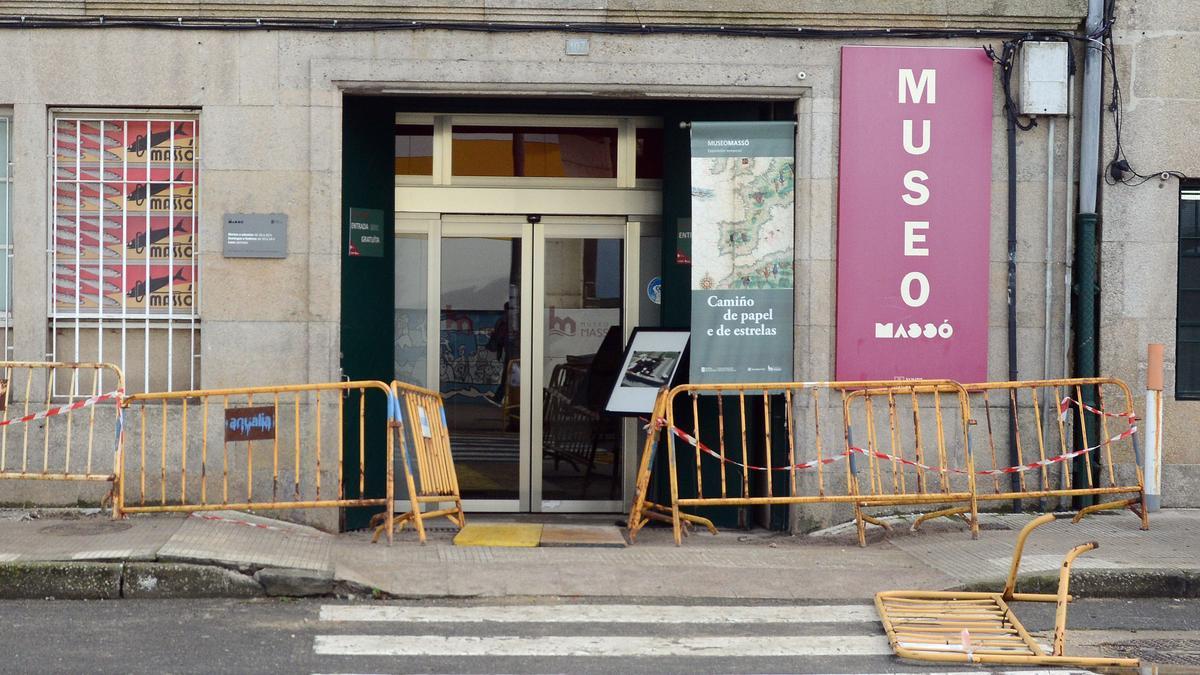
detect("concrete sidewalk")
[1,507,1197,600]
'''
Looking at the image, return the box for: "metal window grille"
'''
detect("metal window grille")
[49,113,200,394]
[1,114,12,359]
[1177,185,1200,399]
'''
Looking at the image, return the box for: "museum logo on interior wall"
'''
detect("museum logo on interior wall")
[835,46,994,382]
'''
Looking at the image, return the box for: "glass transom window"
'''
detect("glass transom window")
[452,125,618,178]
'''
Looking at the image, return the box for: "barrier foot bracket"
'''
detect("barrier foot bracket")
[640,502,718,536]
[911,506,972,533]
[861,513,893,531]
[1070,497,1139,524]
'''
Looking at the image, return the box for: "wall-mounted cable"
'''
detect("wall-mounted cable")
[1098,0,1190,186]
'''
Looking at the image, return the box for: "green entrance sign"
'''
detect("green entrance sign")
[347,207,384,258]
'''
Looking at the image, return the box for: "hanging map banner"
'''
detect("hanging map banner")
[689,121,795,385]
[835,46,992,381]
[51,117,199,317]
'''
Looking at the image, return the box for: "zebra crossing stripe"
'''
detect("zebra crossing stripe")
[313,634,893,657]
[319,604,877,624]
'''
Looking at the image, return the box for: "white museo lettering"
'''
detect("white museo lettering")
[898,69,935,309]
[901,271,930,308]
[904,221,929,257]
[902,119,930,155]
[901,170,929,206]
[899,68,936,104]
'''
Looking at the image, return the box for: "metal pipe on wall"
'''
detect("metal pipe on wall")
[1044,118,1056,380]
[1039,117,1056,502]
[1061,68,1076,502]
[1078,1,1104,215]
[1006,81,1021,510]
[1063,68,1076,382]
[1071,0,1106,504]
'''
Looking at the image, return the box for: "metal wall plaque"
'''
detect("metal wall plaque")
[224,405,276,442]
[223,213,288,258]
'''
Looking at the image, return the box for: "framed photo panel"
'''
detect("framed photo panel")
[605,328,690,415]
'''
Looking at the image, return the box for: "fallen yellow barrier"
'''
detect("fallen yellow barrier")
[875,514,1138,668]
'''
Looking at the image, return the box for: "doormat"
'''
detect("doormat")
[453,523,543,547]
[539,524,627,548]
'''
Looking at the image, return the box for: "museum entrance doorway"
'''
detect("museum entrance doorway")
[396,215,658,513]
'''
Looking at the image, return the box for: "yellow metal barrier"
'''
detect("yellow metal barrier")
[628,380,976,546]
[0,361,126,512]
[875,514,1139,667]
[118,380,395,544]
[843,382,978,545]
[915,378,1147,531]
[627,388,717,542]
[369,380,465,544]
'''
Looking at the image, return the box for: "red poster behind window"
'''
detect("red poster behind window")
[835,46,994,382]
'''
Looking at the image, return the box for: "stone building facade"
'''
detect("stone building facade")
[0,1,1192,530]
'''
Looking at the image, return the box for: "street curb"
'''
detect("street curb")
[125,562,264,598]
[955,568,1200,598]
[0,561,123,599]
[0,559,380,600]
[4,559,1198,600]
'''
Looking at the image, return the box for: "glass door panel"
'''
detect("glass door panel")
[440,236,522,502]
[538,235,624,506]
[394,233,429,387]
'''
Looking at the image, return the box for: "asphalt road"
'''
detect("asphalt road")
[2,596,1198,674]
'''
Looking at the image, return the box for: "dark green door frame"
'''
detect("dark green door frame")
[337,95,795,530]
[340,96,397,530]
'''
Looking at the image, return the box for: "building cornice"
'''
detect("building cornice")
[0,1,1087,32]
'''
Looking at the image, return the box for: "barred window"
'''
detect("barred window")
[0,112,11,358]
[1177,183,1200,398]
[50,112,199,393]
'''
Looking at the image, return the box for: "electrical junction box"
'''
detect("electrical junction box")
[1019,41,1069,115]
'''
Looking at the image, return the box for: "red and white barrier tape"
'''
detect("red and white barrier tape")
[0,389,123,428]
[973,424,1139,475]
[850,424,1138,476]
[660,418,1137,477]
[847,446,950,474]
[664,422,848,472]
[192,513,331,539]
[1058,396,1137,421]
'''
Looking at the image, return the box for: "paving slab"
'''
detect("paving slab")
[887,511,1200,587]
[0,514,181,562]
[157,511,333,573]
[539,524,627,548]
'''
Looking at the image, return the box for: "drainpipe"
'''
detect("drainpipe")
[1060,64,1076,506]
[1072,0,1106,504]
[1043,118,1056,384]
[1006,85,1022,512]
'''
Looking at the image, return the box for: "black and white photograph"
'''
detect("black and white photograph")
[606,329,690,414]
[620,350,682,388]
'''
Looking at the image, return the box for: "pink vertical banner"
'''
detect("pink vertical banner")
[835,46,994,382]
